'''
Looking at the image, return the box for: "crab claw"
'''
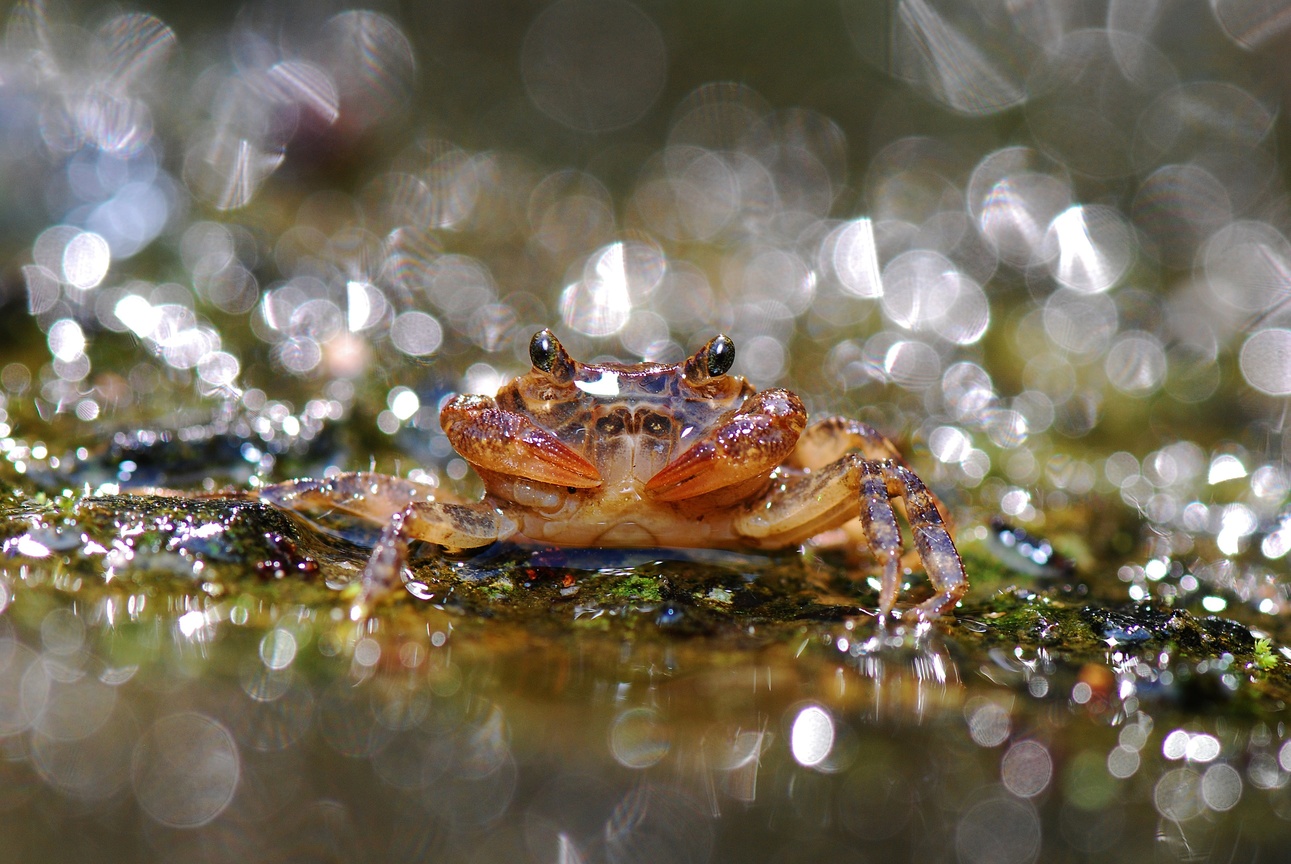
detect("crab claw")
[441,395,601,488]
[645,389,807,501]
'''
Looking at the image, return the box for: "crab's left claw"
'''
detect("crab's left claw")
[645,389,807,501]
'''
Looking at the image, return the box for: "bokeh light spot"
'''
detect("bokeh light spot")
[521,0,667,132]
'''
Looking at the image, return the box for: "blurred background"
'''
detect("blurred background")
[3,0,1291,861]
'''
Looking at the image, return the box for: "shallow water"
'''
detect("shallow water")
[1,489,1289,862]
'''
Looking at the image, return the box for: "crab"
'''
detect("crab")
[261,330,967,620]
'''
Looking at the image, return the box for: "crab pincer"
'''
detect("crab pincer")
[644,390,807,501]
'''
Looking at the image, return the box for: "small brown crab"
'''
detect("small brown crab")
[263,331,967,619]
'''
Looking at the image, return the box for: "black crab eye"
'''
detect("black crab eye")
[706,335,735,377]
[529,330,558,372]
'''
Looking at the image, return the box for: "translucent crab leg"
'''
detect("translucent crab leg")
[353,501,513,619]
[790,417,906,468]
[260,472,512,618]
[790,417,956,528]
[857,459,905,616]
[873,461,967,618]
[734,455,965,618]
[259,471,458,527]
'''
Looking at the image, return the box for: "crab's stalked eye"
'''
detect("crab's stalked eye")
[682,334,738,383]
[707,335,735,377]
[527,329,576,383]
[529,329,559,372]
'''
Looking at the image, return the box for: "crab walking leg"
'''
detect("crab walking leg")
[875,461,967,617]
[734,456,907,615]
[259,471,461,527]
[857,460,906,616]
[353,501,513,618]
[790,417,906,468]
[734,456,966,617]
[789,417,956,528]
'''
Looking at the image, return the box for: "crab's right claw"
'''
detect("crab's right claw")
[645,389,807,501]
[441,395,601,488]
